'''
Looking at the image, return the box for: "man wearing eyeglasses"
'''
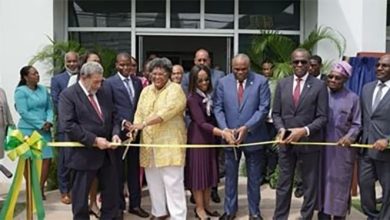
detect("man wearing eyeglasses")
[272,48,328,220]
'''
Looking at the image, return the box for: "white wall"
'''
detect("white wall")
[316,0,387,63]
[0,0,53,185]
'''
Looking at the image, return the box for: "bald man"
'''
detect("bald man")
[214,53,270,220]
[181,48,225,95]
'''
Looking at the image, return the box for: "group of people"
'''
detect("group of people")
[0,47,390,220]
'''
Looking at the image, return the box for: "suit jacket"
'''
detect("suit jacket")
[214,72,270,151]
[361,80,390,161]
[105,73,143,139]
[181,68,225,95]
[272,74,328,152]
[51,70,71,110]
[58,82,120,170]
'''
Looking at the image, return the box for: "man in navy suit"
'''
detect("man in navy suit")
[105,53,149,218]
[214,53,270,220]
[50,51,79,204]
[272,48,328,220]
[59,61,122,220]
[359,54,390,219]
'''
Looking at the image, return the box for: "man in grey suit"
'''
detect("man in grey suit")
[272,48,328,220]
[214,53,270,220]
[359,54,390,220]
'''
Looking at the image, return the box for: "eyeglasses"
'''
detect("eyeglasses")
[292,60,308,65]
[375,63,390,68]
[197,78,210,84]
[327,74,343,80]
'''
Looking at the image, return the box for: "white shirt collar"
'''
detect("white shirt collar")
[78,81,90,96]
[117,72,132,81]
[293,72,309,82]
[377,79,390,88]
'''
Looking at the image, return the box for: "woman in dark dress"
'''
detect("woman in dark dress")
[185,64,232,220]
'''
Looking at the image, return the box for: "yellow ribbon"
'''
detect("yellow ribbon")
[7,131,43,161]
[47,140,377,148]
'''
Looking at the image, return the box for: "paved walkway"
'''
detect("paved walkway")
[14,177,365,220]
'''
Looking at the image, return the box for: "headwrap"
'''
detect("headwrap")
[331,61,352,78]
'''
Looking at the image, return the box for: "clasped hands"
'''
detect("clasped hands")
[223,126,248,146]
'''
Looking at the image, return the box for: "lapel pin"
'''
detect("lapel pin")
[250,81,253,85]
[307,84,311,88]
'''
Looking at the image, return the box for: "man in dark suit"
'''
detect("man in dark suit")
[105,53,149,218]
[293,54,326,199]
[309,55,327,81]
[272,48,328,220]
[359,54,390,220]
[214,53,270,220]
[59,61,122,220]
[50,51,79,204]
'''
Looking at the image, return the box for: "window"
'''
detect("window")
[239,0,300,30]
[69,0,131,27]
[136,0,166,27]
[171,0,200,28]
[205,0,234,29]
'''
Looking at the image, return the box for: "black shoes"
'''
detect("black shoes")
[249,214,263,220]
[129,207,150,218]
[219,213,235,220]
[211,189,221,203]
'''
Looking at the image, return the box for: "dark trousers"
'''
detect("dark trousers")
[71,152,119,220]
[273,147,320,220]
[224,148,265,215]
[115,147,141,210]
[263,122,278,180]
[359,154,390,220]
[56,132,71,194]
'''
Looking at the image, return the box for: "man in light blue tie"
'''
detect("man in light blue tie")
[105,53,148,218]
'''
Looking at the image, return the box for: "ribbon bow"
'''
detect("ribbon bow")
[0,128,45,220]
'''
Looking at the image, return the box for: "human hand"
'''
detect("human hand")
[276,128,286,144]
[222,129,236,145]
[373,139,389,151]
[110,135,121,149]
[95,137,110,150]
[123,120,133,131]
[234,126,248,145]
[337,136,352,147]
[284,127,306,144]
[42,122,52,131]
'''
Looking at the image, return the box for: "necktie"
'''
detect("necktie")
[237,82,244,105]
[293,78,302,107]
[372,83,386,111]
[88,94,103,121]
[124,78,134,104]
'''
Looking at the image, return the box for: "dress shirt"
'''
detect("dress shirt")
[372,80,390,103]
[293,73,310,136]
[117,72,135,99]
[78,81,102,113]
[236,79,247,90]
[293,73,309,94]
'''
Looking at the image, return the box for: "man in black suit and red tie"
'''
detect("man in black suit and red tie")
[59,61,122,220]
[272,48,328,220]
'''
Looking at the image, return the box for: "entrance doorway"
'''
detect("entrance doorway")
[138,36,232,73]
